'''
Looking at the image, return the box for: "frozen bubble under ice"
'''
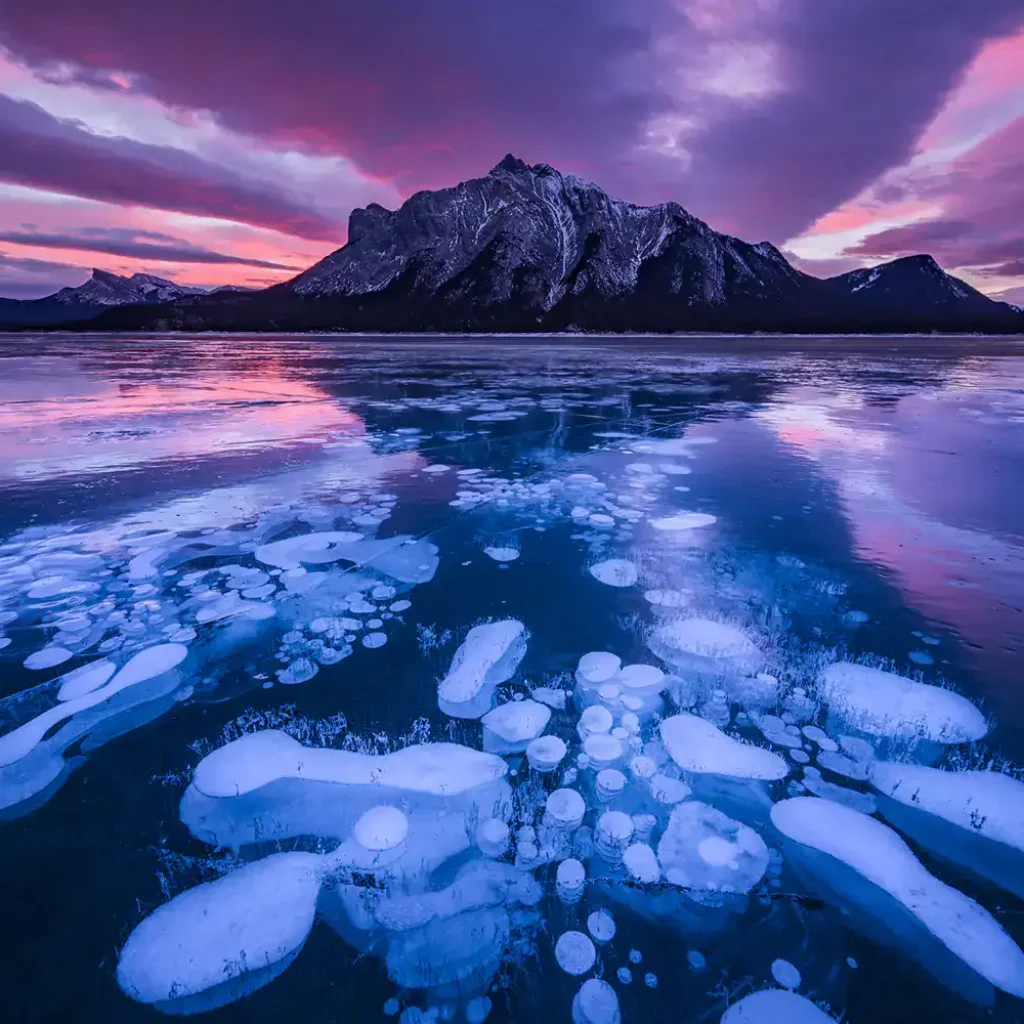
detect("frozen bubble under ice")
[555,930,597,976]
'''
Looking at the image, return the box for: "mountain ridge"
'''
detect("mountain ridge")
[4,157,1022,334]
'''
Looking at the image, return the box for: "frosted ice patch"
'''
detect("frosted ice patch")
[661,713,788,780]
[771,797,1024,997]
[650,512,717,532]
[589,559,637,587]
[720,990,833,1024]
[254,531,365,570]
[555,930,596,975]
[438,620,527,718]
[658,801,768,894]
[643,589,689,608]
[820,662,987,744]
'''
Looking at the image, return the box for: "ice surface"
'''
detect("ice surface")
[118,852,324,1010]
[771,797,1024,998]
[437,620,527,719]
[871,762,1024,898]
[482,699,551,754]
[648,618,763,676]
[661,713,788,780]
[720,990,833,1023]
[191,730,507,799]
[657,801,768,894]
[589,559,638,587]
[254,531,365,569]
[820,662,987,744]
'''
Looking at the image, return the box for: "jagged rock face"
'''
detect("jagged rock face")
[291,155,811,316]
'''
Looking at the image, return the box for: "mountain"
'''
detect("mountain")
[825,255,1014,329]
[17,158,1024,334]
[0,270,207,328]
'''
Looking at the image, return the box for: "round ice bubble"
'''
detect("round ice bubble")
[353,805,409,851]
[476,817,510,857]
[527,735,567,773]
[578,705,614,739]
[589,559,637,587]
[596,769,627,800]
[583,733,623,768]
[572,978,621,1024]
[556,931,597,975]
[577,652,621,685]
[624,844,661,886]
[771,959,802,989]
[547,788,586,828]
[587,909,616,943]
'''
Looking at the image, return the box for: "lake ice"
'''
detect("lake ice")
[2,335,1024,1023]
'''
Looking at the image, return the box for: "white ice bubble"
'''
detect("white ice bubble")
[117,852,324,1011]
[661,713,788,780]
[572,978,620,1024]
[23,647,72,671]
[623,843,661,883]
[362,632,388,649]
[546,788,586,829]
[526,734,567,773]
[648,618,763,676]
[771,959,801,989]
[555,930,597,976]
[589,559,637,588]
[871,762,1024,899]
[771,797,1024,998]
[650,513,717,532]
[389,600,412,613]
[820,662,987,744]
[720,990,833,1024]
[254,531,365,570]
[481,699,551,754]
[353,805,409,851]
[587,909,616,943]
[437,620,527,719]
[56,659,116,701]
[483,546,520,562]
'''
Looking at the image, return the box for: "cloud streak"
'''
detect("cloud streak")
[0,93,342,241]
[0,228,298,268]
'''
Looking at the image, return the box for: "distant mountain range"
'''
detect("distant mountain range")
[2,157,1021,334]
[0,270,258,328]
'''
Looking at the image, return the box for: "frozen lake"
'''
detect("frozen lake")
[2,333,1024,1023]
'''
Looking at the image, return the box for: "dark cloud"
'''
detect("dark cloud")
[846,115,1024,276]
[0,251,80,274]
[0,93,342,240]
[0,1,1022,244]
[0,227,298,268]
[674,0,1024,239]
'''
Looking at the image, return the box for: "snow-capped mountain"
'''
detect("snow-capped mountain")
[0,270,211,327]
[10,158,1024,334]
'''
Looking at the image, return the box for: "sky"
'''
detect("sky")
[0,1,1023,302]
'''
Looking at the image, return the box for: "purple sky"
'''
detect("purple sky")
[0,0,1022,300]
